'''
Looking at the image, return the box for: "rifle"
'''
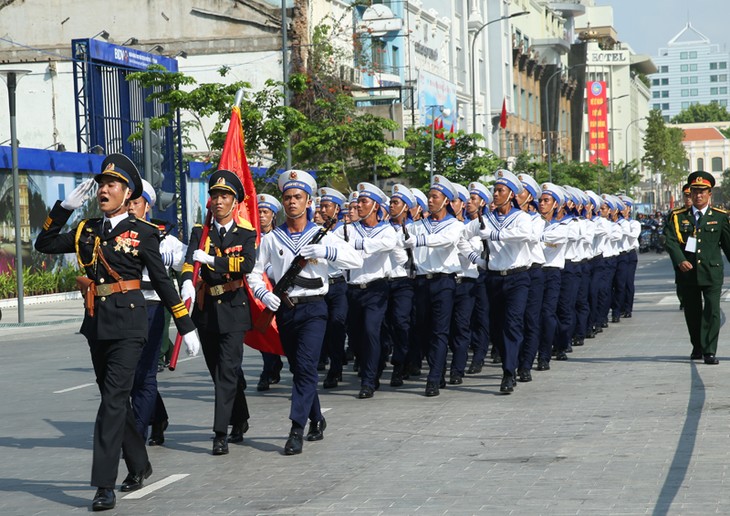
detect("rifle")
[169,209,212,371]
[477,209,489,261]
[343,218,349,242]
[401,219,416,278]
[254,217,338,333]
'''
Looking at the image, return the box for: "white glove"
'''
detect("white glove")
[301,244,328,260]
[478,228,492,241]
[180,279,196,304]
[61,178,96,210]
[475,258,487,270]
[403,235,417,249]
[192,249,215,266]
[182,330,201,357]
[262,292,281,312]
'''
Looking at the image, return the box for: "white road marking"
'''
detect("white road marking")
[122,474,189,500]
[321,407,332,413]
[658,296,678,306]
[53,382,95,394]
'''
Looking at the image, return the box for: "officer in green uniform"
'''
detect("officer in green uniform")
[665,171,730,364]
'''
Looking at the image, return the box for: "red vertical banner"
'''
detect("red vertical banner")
[586,81,609,165]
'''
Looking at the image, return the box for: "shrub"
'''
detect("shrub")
[0,263,81,299]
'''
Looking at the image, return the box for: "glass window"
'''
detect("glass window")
[689,51,697,59]
[681,77,689,84]
[690,89,698,96]
[660,66,669,73]
[662,103,670,110]
[690,76,698,84]
[721,74,728,82]
[653,103,661,110]
[711,75,718,82]
[712,157,723,172]
[682,102,690,109]
[680,51,688,59]
[653,91,660,98]
[697,158,704,171]
[690,64,698,71]
[680,64,689,72]
[721,62,728,69]
[661,78,669,85]
[721,87,728,94]
[721,100,728,106]
[681,89,689,97]
[711,87,719,95]
[662,90,670,98]
[652,78,660,86]
[711,62,718,70]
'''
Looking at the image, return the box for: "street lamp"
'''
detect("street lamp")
[281,0,292,169]
[623,117,645,194]
[544,63,586,181]
[469,11,529,146]
[608,93,629,172]
[428,105,452,185]
[0,69,31,323]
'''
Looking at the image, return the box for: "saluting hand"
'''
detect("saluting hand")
[60,178,96,210]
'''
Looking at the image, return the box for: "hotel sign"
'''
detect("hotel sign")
[587,50,629,66]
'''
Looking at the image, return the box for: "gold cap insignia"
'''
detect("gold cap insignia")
[359,184,365,191]
[290,171,298,179]
[434,176,440,183]
[104,163,116,172]
[394,185,399,192]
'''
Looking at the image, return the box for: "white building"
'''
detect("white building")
[652,23,730,122]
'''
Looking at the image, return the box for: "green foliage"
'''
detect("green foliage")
[0,263,80,299]
[719,168,730,206]
[643,109,687,187]
[671,103,730,124]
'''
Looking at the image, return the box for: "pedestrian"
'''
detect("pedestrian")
[180,170,256,456]
[248,170,362,455]
[664,171,730,364]
[35,154,200,511]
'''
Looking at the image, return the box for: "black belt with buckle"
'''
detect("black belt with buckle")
[288,295,325,305]
[328,276,346,285]
[455,276,477,284]
[416,272,456,280]
[530,263,543,269]
[349,278,388,290]
[489,266,530,277]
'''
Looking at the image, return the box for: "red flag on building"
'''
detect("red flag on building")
[499,99,508,129]
[436,118,446,140]
[220,105,283,355]
[449,123,456,146]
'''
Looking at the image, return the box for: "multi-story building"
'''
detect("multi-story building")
[652,23,730,122]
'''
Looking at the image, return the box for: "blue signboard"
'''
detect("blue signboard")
[77,38,178,72]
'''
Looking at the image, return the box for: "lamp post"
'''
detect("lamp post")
[0,69,31,323]
[544,63,586,181]
[281,0,291,169]
[608,93,629,173]
[428,105,451,185]
[623,117,645,195]
[469,11,528,146]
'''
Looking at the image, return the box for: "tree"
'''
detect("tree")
[643,109,688,207]
[718,168,730,207]
[670,103,730,124]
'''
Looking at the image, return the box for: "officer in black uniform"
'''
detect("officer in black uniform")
[35,154,200,512]
[180,170,257,456]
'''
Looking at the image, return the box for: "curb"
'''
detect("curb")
[0,317,84,328]
[0,291,82,309]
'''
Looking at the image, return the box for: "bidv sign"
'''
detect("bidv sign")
[588,51,628,66]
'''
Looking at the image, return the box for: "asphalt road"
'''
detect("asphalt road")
[2,251,730,515]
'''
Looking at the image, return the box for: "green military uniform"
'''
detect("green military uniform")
[665,172,730,362]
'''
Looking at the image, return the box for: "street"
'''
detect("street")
[2,251,730,515]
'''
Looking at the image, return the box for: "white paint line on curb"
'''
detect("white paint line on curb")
[122,474,189,500]
[53,382,95,394]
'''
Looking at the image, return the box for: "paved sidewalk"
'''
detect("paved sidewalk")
[2,252,730,515]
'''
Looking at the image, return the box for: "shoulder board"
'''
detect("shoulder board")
[193,223,203,228]
[83,218,101,231]
[672,207,689,214]
[136,218,161,229]
[712,206,727,214]
[236,219,255,231]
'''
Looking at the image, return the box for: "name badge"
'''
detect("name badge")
[685,236,697,253]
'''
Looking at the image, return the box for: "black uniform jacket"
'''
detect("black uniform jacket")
[35,201,195,340]
[181,221,256,334]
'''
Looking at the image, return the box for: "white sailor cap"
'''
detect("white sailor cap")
[541,182,567,204]
[318,187,347,207]
[453,183,469,203]
[391,184,416,208]
[494,169,524,195]
[348,190,359,205]
[584,190,602,209]
[257,193,281,214]
[141,178,156,207]
[430,174,457,201]
[618,194,634,207]
[601,193,618,210]
[278,169,317,196]
[469,181,493,204]
[357,182,388,205]
[411,188,428,212]
[517,173,540,199]
[562,185,582,205]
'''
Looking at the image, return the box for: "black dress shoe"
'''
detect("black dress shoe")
[492,352,502,364]
[323,372,341,389]
[566,345,573,353]
[690,352,703,360]
[622,312,632,318]
[257,372,271,392]
[424,381,440,397]
[518,370,532,382]
[120,462,152,493]
[408,363,422,377]
[439,377,446,389]
[467,360,483,374]
[600,322,608,329]
[270,367,282,384]
[228,421,249,443]
[306,417,326,442]
[449,374,463,385]
[555,351,568,361]
[284,431,303,455]
[574,338,584,347]
[92,488,116,511]
[148,419,168,446]
[499,375,514,394]
[357,386,374,399]
[536,360,550,371]
[611,316,620,323]
[390,368,404,387]
[704,354,720,365]
[212,436,229,455]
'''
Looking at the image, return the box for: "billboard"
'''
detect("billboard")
[586,81,609,165]
[418,70,457,130]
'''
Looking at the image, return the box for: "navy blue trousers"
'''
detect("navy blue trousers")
[131,301,166,439]
[539,267,562,362]
[414,275,456,383]
[348,281,389,389]
[611,252,629,318]
[556,262,581,352]
[574,262,592,338]
[599,256,618,324]
[589,258,605,330]
[386,277,415,367]
[261,352,283,378]
[469,270,490,365]
[323,279,348,376]
[276,300,327,428]
[487,270,530,377]
[449,278,477,377]
[623,250,638,313]
[519,266,545,371]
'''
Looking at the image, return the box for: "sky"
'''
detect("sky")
[595,0,728,57]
